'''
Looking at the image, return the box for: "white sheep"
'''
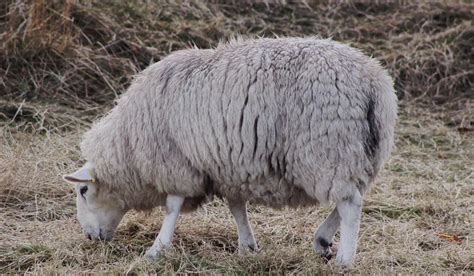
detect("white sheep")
[63,37,397,267]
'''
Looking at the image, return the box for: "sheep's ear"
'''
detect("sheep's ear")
[63,162,96,184]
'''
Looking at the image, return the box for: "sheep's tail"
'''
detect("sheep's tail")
[366,69,398,178]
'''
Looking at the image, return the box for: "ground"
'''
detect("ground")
[1,105,472,274]
[0,0,473,274]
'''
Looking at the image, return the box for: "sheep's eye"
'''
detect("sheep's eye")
[79,186,88,197]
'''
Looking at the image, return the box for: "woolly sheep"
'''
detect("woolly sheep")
[63,37,397,267]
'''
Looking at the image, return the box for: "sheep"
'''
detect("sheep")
[63,37,397,267]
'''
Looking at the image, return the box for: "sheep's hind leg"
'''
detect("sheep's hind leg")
[335,190,362,268]
[145,194,184,259]
[313,207,340,260]
[228,199,258,254]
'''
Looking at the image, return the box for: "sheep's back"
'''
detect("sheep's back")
[165,38,396,203]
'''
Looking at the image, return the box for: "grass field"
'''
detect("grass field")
[1,0,473,274]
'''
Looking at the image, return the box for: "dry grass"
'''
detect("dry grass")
[1,1,473,117]
[1,0,473,274]
[1,107,473,274]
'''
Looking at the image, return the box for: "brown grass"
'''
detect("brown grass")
[1,1,473,118]
[1,107,472,274]
[1,0,473,274]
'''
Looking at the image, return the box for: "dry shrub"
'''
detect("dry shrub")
[1,0,157,110]
[1,1,472,124]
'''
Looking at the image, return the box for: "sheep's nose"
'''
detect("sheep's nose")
[86,233,92,240]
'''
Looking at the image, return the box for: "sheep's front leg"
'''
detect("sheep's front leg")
[228,199,258,254]
[145,194,184,259]
[313,207,340,259]
[335,191,362,268]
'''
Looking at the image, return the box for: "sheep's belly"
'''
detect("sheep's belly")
[215,175,319,209]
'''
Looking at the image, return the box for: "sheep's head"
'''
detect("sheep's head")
[63,162,127,241]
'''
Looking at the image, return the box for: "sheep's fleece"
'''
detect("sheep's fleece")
[81,37,396,209]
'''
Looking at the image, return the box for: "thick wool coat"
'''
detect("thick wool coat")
[81,37,397,211]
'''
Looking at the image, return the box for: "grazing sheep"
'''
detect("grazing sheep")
[63,37,397,267]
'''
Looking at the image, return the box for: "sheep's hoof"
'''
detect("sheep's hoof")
[335,253,353,269]
[238,242,258,255]
[313,237,333,261]
[144,247,162,260]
